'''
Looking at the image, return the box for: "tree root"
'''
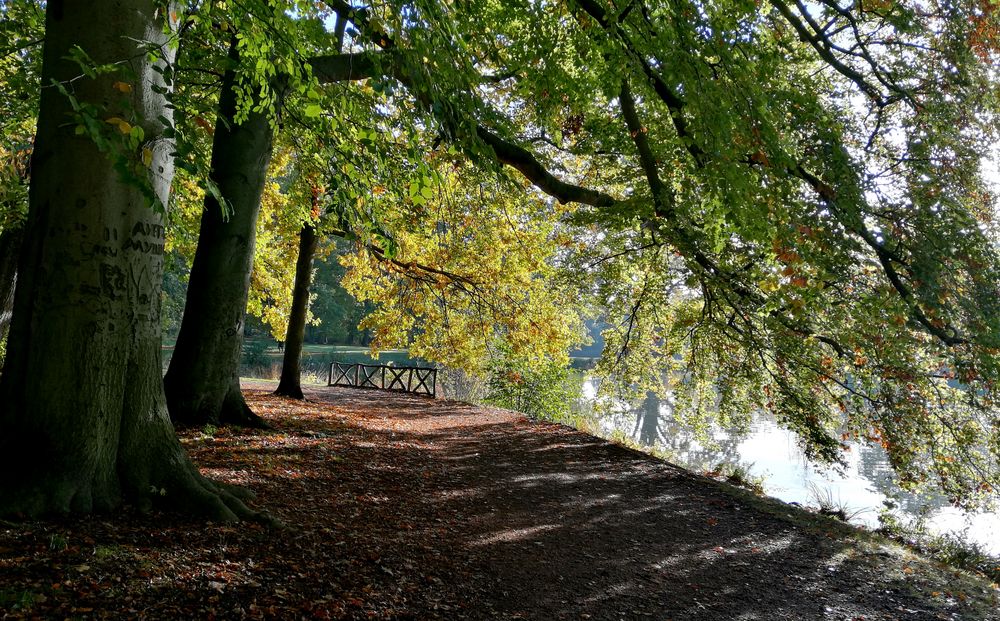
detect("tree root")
[273,384,305,400]
[220,381,272,429]
[213,479,257,501]
[154,461,282,526]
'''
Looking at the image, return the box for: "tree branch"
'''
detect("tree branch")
[309,50,388,84]
[322,1,618,209]
[618,78,667,217]
[575,0,966,348]
[474,127,618,207]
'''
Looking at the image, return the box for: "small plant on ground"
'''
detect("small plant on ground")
[807,483,866,522]
[706,462,766,495]
[193,424,219,442]
[48,533,67,551]
[93,544,127,561]
[0,589,34,611]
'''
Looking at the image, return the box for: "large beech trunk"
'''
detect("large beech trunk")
[274,224,318,399]
[0,0,257,520]
[162,43,274,428]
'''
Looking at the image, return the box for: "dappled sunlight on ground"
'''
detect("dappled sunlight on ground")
[0,382,995,619]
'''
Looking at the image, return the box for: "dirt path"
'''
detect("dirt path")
[0,384,997,620]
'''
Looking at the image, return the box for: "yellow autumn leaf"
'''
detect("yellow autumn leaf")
[141,147,153,167]
[113,81,132,94]
[759,279,779,293]
[105,117,133,134]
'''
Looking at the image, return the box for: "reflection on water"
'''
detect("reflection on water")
[575,379,1000,555]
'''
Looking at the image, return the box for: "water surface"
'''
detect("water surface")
[576,379,1000,555]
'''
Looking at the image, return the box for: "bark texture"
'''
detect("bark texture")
[0,0,258,520]
[274,224,318,399]
[162,42,274,428]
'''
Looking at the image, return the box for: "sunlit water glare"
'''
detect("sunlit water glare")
[577,379,1000,555]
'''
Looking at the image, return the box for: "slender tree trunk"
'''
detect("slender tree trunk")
[0,0,257,520]
[274,17,347,400]
[274,223,318,399]
[0,226,22,342]
[162,40,275,428]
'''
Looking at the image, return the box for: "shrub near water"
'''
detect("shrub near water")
[484,353,580,422]
[241,339,270,368]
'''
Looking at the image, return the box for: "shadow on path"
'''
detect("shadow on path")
[293,385,997,621]
[0,382,994,620]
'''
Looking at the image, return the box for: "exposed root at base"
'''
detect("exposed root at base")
[153,459,282,526]
[273,385,305,400]
[220,390,273,430]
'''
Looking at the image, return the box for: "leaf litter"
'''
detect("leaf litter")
[0,382,996,620]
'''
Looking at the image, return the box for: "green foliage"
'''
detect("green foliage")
[304,240,373,345]
[288,0,1000,506]
[0,0,41,226]
[484,349,580,422]
[241,339,270,368]
[877,507,1000,583]
[160,251,188,339]
[13,0,1000,507]
[413,0,1000,506]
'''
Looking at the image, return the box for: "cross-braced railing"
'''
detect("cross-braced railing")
[327,361,437,397]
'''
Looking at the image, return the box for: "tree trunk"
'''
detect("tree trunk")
[274,224,318,399]
[0,0,258,520]
[0,226,22,342]
[274,16,347,400]
[162,41,274,428]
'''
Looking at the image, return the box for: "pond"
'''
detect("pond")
[575,378,1000,556]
